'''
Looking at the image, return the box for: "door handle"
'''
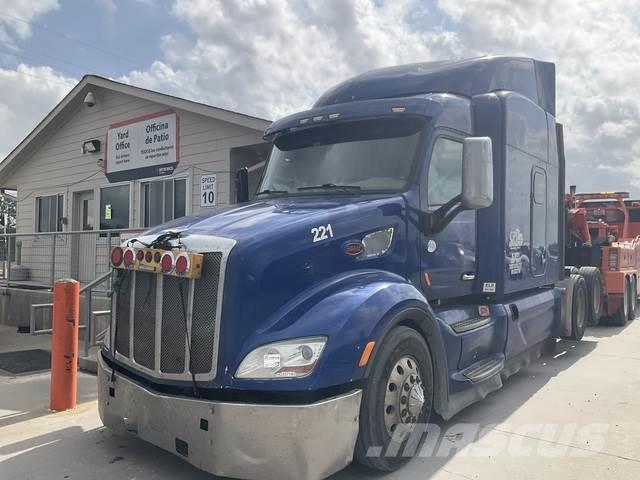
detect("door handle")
[461,273,475,281]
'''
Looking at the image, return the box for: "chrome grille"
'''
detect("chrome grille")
[112,250,227,381]
[160,276,188,373]
[114,271,132,357]
[133,272,156,369]
[191,253,222,373]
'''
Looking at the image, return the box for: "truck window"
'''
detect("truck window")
[260,117,424,195]
[426,137,463,207]
[531,169,547,276]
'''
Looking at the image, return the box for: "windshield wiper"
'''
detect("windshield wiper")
[297,184,361,194]
[256,189,290,196]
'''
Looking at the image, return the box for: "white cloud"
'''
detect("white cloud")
[0,0,59,47]
[0,0,74,160]
[117,0,640,193]
[0,64,75,159]
[1,0,639,196]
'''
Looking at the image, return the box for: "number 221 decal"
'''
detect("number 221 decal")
[311,224,334,243]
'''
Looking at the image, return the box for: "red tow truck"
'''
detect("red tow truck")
[565,187,640,325]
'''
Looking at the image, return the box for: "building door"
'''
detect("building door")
[71,190,96,283]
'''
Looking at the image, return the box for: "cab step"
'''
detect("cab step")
[461,356,504,383]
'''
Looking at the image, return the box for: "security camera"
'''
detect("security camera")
[84,91,96,107]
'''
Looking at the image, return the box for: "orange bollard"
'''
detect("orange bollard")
[50,279,80,411]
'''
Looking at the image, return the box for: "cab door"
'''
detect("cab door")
[420,136,477,300]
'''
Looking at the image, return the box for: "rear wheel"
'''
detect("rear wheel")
[578,267,603,325]
[355,326,434,471]
[627,276,637,320]
[611,278,629,326]
[567,275,587,341]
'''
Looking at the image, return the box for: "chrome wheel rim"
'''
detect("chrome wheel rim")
[383,355,424,437]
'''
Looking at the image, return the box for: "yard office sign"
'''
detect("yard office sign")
[105,109,179,182]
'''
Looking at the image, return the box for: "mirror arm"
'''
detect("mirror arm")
[424,194,463,234]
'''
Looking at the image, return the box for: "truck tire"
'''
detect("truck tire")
[578,267,603,326]
[627,276,637,320]
[566,274,587,341]
[611,278,629,326]
[354,326,434,472]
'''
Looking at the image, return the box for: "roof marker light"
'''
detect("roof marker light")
[299,118,310,124]
[313,115,324,122]
[391,107,406,113]
[328,113,341,119]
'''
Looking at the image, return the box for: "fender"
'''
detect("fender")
[229,269,450,415]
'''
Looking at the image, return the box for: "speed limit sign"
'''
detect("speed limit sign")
[200,174,217,207]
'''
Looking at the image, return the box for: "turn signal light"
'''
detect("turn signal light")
[160,252,174,273]
[110,247,123,267]
[123,248,135,267]
[175,254,190,274]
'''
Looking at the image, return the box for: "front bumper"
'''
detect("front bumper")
[97,354,362,480]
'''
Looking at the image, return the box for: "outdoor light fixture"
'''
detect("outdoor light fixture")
[82,139,101,154]
[83,91,96,107]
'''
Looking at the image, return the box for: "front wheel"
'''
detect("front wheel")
[355,326,434,471]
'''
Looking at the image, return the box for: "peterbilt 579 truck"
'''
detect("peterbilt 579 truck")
[98,57,587,480]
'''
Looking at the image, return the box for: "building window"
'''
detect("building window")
[141,178,187,228]
[100,185,130,230]
[36,194,64,232]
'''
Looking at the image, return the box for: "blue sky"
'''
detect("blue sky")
[1,0,180,78]
[0,0,639,194]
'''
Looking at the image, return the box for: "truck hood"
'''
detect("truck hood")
[142,194,408,388]
[145,195,401,245]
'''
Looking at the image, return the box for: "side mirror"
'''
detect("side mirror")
[235,167,249,203]
[462,137,493,209]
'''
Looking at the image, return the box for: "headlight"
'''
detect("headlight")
[235,336,327,379]
[361,227,394,259]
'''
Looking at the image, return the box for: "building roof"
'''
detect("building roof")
[0,75,272,185]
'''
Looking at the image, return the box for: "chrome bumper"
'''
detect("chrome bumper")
[97,355,362,480]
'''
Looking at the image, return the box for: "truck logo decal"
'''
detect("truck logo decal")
[344,241,364,256]
[311,224,334,243]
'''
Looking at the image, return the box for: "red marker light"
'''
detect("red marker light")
[145,251,153,263]
[175,254,189,274]
[344,241,364,256]
[111,247,124,267]
[153,251,162,263]
[123,248,135,267]
[136,249,145,262]
[160,253,174,273]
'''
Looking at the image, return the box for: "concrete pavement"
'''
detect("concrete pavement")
[1,321,639,479]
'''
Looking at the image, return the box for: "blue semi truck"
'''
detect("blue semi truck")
[98,56,588,479]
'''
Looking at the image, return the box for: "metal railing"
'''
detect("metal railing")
[29,270,114,357]
[0,228,144,289]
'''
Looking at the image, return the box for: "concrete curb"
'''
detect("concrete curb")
[78,356,97,374]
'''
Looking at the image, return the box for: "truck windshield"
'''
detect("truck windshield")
[259,117,425,196]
